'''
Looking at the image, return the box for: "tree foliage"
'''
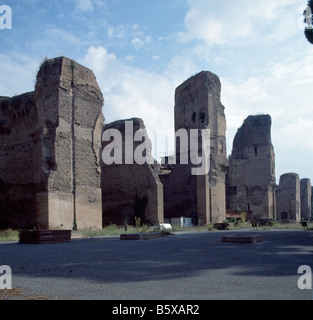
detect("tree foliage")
[304,1,313,44]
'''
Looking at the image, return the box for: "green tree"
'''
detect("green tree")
[304,1,313,44]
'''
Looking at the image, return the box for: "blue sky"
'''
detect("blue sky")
[1,0,313,183]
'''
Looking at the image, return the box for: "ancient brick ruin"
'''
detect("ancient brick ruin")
[159,71,227,224]
[300,178,312,220]
[0,57,104,230]
[227,115,276,221]
[276,173,301,221]
[0,57,311,230]
[101,118,164,226]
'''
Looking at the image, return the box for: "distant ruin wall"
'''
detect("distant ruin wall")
[0,92,38,228]
[101,118,164,226]
[0,57,104,230]
[227,115,276,220]
[2,57,310,230]
[301,178,312,220]
[276,173,301,222]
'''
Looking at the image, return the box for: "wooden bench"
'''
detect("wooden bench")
[19,230,71,244]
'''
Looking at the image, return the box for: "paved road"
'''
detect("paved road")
[0,229,313,300]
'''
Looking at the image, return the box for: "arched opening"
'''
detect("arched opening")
[281,212,288,220]
[192,112,196,124]
[200,112,206,124]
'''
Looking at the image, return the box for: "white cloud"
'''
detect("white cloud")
[181,0,302,45]
[79,46,177,159]
[47,28,83,45]
[221,45,313,179]
[180,12,225,44]
[0,53,39,96]
[165,55,198,83]
[106,23,153,51]
[273,116,313,178]
[71,0,107,13]
[107,25,128,39]
[125,56,135,62]
[131,36,152,50]
[78,37,313,178]
[274,117,313,149]
[74,0,93,12]
[131,30,152,50]
[2,0,312,181]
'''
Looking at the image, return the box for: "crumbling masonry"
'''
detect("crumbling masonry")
[0,57,104,230]
[300,178,312,221]
[276,173,301,221]
[160,71,228,224]
[227,115,276,221]
[101,118,164,226]
[0,57,311,230]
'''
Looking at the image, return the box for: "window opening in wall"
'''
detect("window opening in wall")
[192,112,196,124]
[229,186,237,195]
[254,145,258,156]
[281,212,288,220]
[200,112,205,124]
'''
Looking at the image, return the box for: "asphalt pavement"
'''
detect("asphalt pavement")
[0,229,313,300]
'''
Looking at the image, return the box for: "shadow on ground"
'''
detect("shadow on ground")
[1,230,313,284]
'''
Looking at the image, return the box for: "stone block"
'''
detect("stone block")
[19,230,71,244]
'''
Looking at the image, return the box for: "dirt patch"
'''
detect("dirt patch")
[0,288,49,300]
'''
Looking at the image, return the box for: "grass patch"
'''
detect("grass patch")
[171,224,215,232]
[80,223,153,238]
[0,221,309,242]
[223,221,307,231]
[269,222,304,230]
[76,221,310,238]
[0,229,19,242]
